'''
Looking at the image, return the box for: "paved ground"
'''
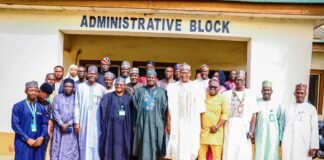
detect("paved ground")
[0,155,14,160]
[1,155,323,159]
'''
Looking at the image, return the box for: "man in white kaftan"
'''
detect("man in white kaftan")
[222,70,259,160]
[282,83,319,160]
[166,63,206,160]
[74,65,106,160]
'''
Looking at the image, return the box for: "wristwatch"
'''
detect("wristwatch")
[214,125,220,130]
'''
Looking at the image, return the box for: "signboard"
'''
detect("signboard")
[80,15,230,33]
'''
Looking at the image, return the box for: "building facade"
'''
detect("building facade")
[0,0,323,157]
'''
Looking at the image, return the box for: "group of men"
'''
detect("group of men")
[12,56,319,160]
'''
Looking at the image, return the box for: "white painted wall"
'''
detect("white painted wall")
[0,9,314,132]
[246,21,314,105]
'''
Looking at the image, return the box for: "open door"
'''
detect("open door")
[310,69,324,114]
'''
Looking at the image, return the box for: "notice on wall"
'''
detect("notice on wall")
[80,15,230,33]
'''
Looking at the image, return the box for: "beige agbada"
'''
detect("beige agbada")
[166,80,206,160]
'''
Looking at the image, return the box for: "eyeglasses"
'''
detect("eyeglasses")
[209,86,217,89]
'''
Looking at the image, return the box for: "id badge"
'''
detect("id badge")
[31,122,37,132]
[269,113,275,122]
[119,110,126,116]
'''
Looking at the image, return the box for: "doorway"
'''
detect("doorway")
[63,33,248,81]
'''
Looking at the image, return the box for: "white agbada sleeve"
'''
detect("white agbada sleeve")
[194,82,206,114]
[191,81,206,160]
[310,107,319,149]
[248,90,260,114]
[74,85,81,124]
[278,104,285,141]
[165,83,177,159]
[166,83,177,116]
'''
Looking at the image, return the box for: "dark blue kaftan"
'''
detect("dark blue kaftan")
[11,100,48,160]
[99,92,133,160]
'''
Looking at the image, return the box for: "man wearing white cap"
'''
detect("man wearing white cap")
[126,67,143,95]
[114,61,131,85]
[104,71,115,94]
[222,70,259,160]
[282,83,319,160]
[74,65,106,160]
[166,63,206,160]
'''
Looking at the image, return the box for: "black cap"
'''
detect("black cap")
[63,78,75,86]
[40,83,54,95]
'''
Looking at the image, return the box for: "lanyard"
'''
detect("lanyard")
[26,100,37,120]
